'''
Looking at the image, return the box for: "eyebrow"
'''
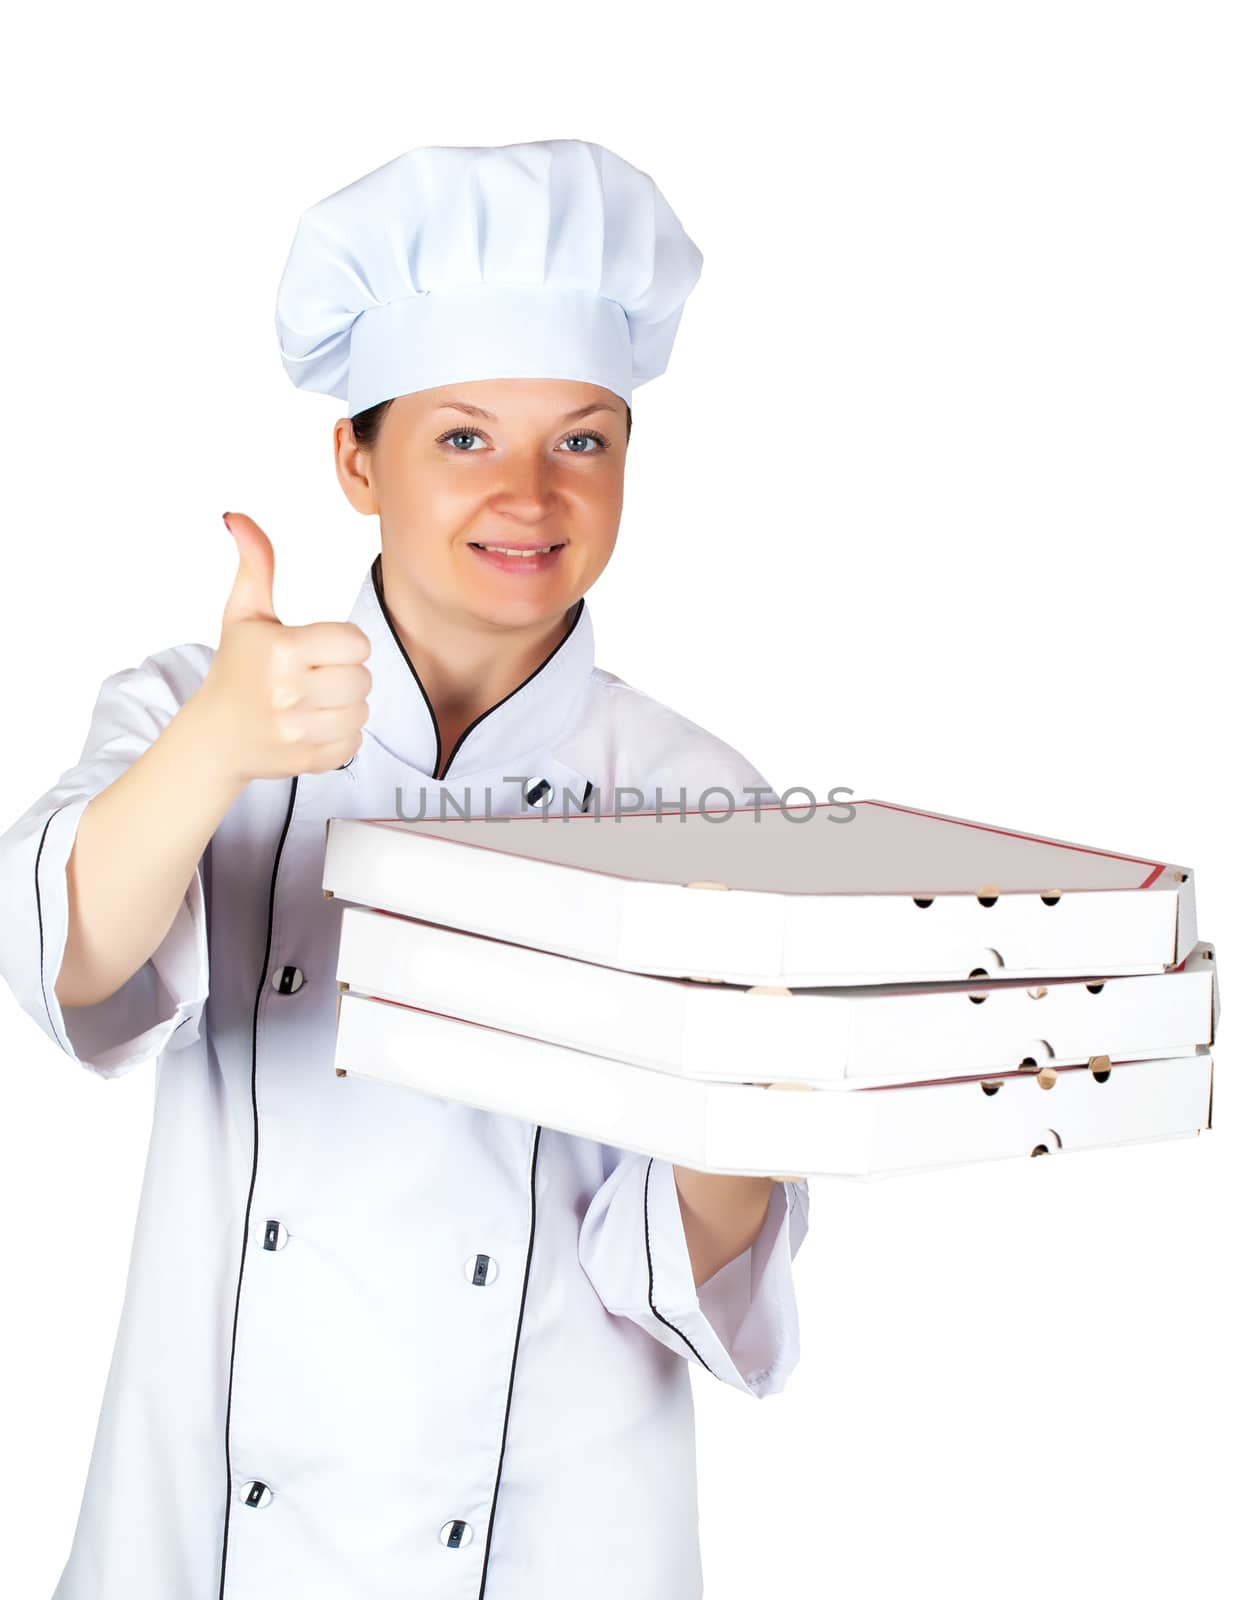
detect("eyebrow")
[432,399,622,423]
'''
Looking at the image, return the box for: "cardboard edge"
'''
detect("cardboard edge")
[334,985,347,1076]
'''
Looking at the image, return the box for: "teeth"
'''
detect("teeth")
[476,544,558,556]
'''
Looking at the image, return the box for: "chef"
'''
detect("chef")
[0,138,810,1599]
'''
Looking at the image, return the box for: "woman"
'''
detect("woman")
[0,138,809,1599]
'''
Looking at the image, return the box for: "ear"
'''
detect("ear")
[334,417,381,517]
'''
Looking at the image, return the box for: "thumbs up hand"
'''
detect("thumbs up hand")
[197,512,373,783]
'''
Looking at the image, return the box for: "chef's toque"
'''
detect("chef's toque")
[273,139,703,417]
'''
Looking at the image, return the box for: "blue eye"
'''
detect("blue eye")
[436,425,610,454]
[440,428,486,451]
[558,430,608,453]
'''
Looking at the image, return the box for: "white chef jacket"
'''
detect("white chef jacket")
[0,555,810,1600]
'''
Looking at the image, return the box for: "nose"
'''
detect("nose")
[490,447,555,518]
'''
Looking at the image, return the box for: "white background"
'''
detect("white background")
[2,2,1240,1595]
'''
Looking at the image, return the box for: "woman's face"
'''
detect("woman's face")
[335,377,626,631]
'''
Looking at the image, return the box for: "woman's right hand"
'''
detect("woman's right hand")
[194,512,373,783]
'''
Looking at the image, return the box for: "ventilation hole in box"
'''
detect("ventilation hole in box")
[1040,892,1062,907]
[1086,981,1105,994]
[1027,986,1049,1000]
[1091,1062,1112,1083]
[1174,871,1188,882]
[913,896,934,909]
[1031,1144,1050,1156]
[1018,1056,1038,1070]
[967,967,989,1004]
[975,887,999,907]
[980,1081,1003,1096]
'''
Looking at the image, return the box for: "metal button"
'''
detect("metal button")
[464,1253,498,1286]
[439,1519,473,1548]
[239,1480,273,1508]
[271,965,305,995]
[263,1219,289,1251]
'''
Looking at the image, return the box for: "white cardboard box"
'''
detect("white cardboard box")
[335,906,1218,1090]
[322,798,1198,985]
[329,988,1216,1179]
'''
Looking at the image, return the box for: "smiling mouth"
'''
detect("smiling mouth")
[467,542,566,557]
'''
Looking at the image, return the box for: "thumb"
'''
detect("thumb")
[221,511,279,625]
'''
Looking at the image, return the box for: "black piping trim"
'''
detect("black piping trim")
[476,1123,543,1597]
[370,554,585,783]
[218,775,299,1599]
[34,805,66,1047]
[644,1156,713,1374]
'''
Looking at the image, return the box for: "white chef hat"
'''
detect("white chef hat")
[273,139,704,417]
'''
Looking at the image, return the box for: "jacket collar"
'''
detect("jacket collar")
[346,554,596,780]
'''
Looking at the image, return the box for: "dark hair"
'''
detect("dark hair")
[349,395,632,452]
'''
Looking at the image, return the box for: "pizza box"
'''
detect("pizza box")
[321,798,1197,986]
[329,987,1216,1180]
[333,906,1217,1091]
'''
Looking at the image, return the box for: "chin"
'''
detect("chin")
[457,547,594,624]
[463,582,579,632]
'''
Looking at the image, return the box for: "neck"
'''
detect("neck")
[373,554,578,780]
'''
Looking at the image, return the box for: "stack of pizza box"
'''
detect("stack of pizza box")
[320,799,1219,1181]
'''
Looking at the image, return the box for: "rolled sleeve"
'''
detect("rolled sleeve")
[578,1150,811,1398]
[0,645,213,1080]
